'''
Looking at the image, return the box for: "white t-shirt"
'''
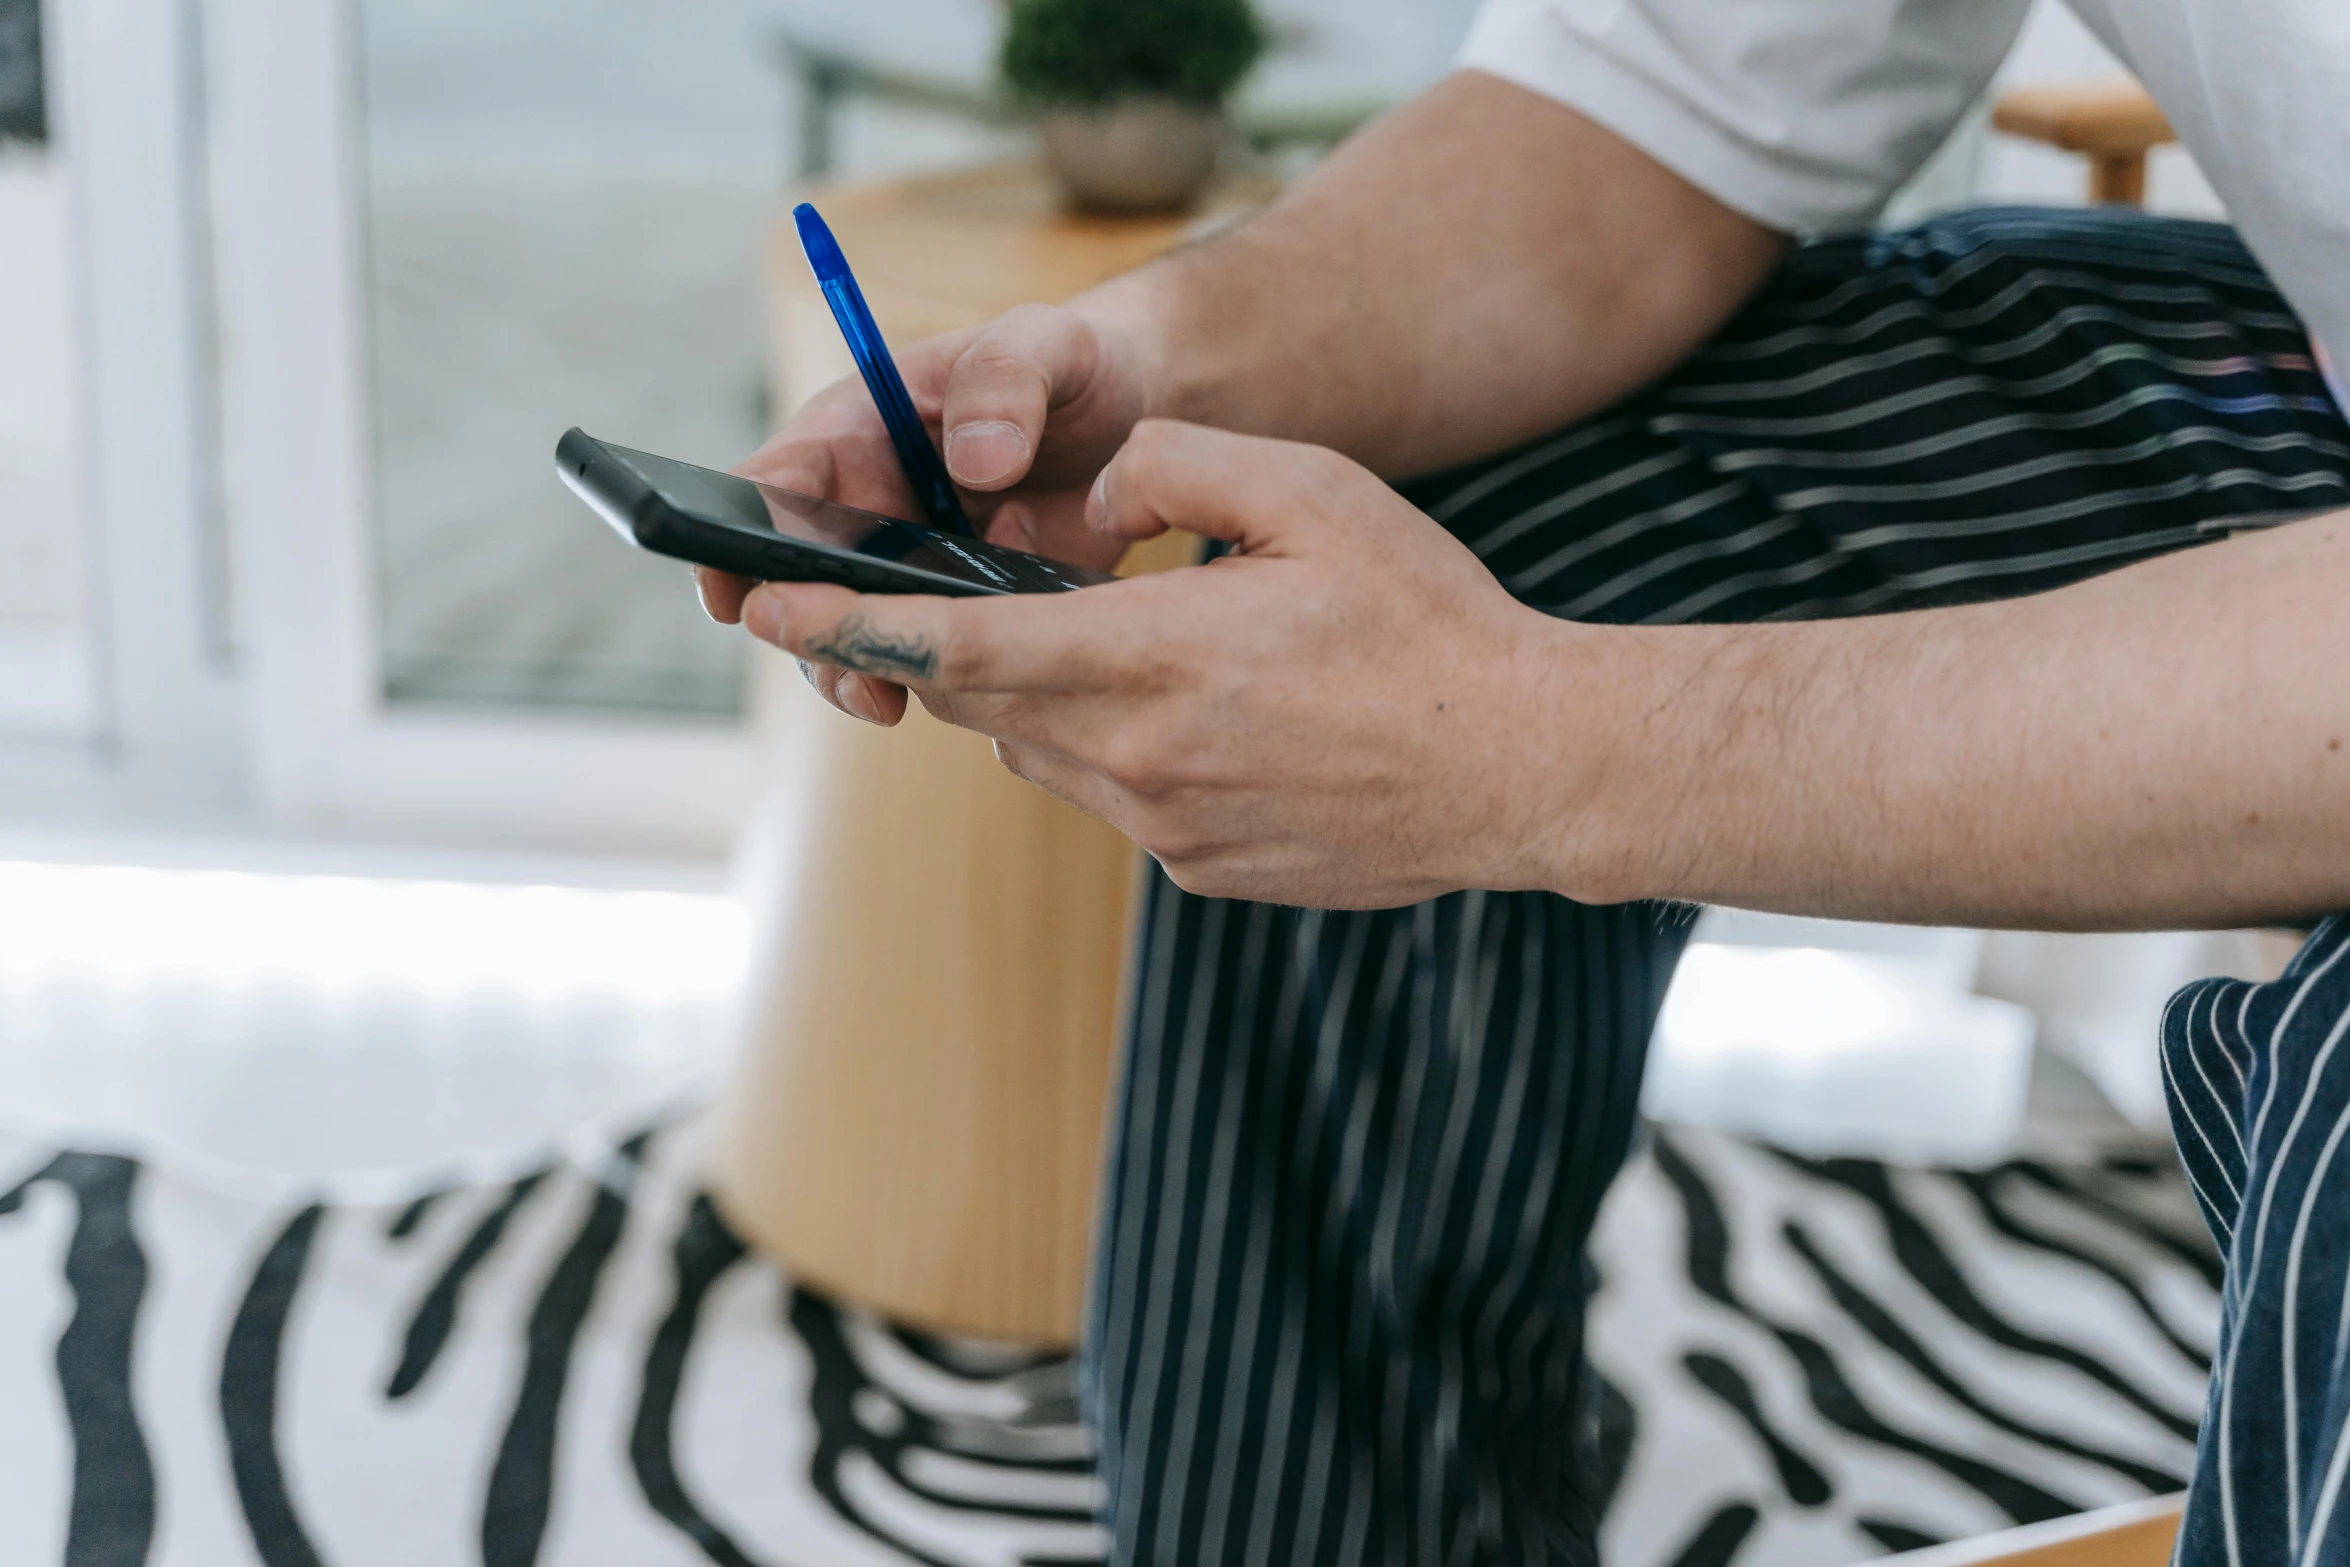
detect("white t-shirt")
[1458,0,2350,407]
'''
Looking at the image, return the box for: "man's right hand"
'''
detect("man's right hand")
[697,74,1788,725]
[697,301,1157,724]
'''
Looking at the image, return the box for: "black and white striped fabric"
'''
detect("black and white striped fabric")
[1090,205,2350,1566]
[0,1116,1107,1567]
[0,1111,2220,1567]
[2163,916,2350,1567]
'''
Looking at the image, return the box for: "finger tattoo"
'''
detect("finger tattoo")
[805,612,940,681]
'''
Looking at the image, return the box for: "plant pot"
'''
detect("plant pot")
[1036,97,1227,216]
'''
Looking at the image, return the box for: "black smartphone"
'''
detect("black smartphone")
[555,428,1116,596]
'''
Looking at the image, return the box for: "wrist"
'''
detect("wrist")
[1499,615,1726,906]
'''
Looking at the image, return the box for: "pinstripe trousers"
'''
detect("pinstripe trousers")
[1082,207,2350,1566]
[2167,919,2350,1567]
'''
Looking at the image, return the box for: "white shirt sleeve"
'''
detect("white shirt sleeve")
[1457,0,2035,233]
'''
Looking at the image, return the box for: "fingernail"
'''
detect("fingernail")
[742,589,782,644]
[1085,467,1111,530]
[945,421,1029,486]
[837,674,883,724]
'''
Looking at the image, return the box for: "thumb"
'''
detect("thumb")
[939,304,1101,491]
[1087,420,1348,554]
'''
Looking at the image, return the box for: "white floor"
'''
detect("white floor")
[0,825,2202,1196]
[0,830,744,1186]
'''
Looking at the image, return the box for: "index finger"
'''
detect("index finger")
[700,399,890,626]
[740,578,1136,695]
[689,421,850,627]
[695,565,756,625]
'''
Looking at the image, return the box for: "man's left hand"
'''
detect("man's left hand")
[740,421,1614,909]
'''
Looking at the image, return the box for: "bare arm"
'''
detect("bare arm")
[736,425,2350,930]
[1083,71,1786,475]
[1548,512,2350,929]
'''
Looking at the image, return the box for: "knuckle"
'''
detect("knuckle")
[1171,867,1232,901]
[799,660,844,704]
[930,626,987,688]
[961,325,1053,390]
[1293,578,1341,629]
[1127,418,1177,460]
[1097,726,1170,796]
[1114,422,1176,496]
[1147,835,1223,897]
[1149,820,1213,866]
[1295,444,1360,501]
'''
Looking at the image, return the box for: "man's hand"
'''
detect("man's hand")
[742,415,2350,928]
[701,303,1158,725]
[738,421,1608,909]
[700,76,1783,730]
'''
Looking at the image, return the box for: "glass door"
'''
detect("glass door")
[0,4,94,743]
[355,0,783,717]
[0,0,247,822]
[204,0,762,855]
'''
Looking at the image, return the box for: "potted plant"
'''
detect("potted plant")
[1000,0,1267,215]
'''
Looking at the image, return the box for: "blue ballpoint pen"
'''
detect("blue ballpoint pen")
[793,202,978,537]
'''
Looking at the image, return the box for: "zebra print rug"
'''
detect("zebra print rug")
[0,1114,2215,1567]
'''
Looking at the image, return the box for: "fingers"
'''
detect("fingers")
[991,738,1132,823]
[798,658,908,725]
[940,305,1104,491]
[702,363,953,628]
[1087,420,1356,552]
[733,422,839,497]
[741,578,1128,696]
[696,566,754,625]
[987,739,1239,901]
[787,651,910,726]
[978,495,1044,555]
[731,371,929,518]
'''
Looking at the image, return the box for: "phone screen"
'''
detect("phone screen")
[596,439,1113,594]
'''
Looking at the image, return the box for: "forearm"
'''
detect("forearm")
[1553,513,2350,929]
[1077,72,1785,478]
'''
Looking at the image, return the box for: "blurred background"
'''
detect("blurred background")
[0,0,2233,1175]
[0,2,2264,1563]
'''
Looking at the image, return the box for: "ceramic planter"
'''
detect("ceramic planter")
[1036,96,1227,215]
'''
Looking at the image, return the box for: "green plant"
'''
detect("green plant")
[1000,0,1267,109]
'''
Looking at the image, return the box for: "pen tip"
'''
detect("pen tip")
[793,203,847,279]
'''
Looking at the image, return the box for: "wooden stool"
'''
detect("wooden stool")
[712,166,1271,1347]
[1873,1493,2181,1566]
[1991,79,2176,207]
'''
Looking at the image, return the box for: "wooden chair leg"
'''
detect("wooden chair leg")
[1991,80,2174,210]
[2089,153,2148,207]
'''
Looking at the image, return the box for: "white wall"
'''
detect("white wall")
[1981,0,2222,217]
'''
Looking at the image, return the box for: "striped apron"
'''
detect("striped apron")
[1084,205,2350,1566]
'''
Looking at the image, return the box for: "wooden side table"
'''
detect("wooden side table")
[710,165,1271,1346]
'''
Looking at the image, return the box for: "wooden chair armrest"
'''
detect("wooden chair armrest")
[1871,1494,2185,1567]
